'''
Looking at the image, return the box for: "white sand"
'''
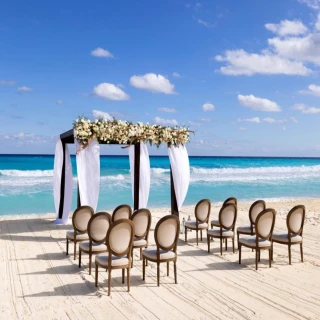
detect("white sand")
[0,199,320,320]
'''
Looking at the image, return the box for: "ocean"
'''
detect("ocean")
[0,155,320,216]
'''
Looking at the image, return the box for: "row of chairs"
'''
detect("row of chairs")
[184,198,306,270]
[65,205,180,296]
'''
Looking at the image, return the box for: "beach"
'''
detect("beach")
[1,199,320,320]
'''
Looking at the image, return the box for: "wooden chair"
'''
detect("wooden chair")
[211,197,237,228]
[66,206,94,260]
[239,208,276,270]
[184,199,211,246]
[207,203,237,255]
[112,204,132,222]
[95,219,134,296]
[79,212,111,275]
[272,205,305,265]
[130,208,152,266]
[237,200,266,248]
[142,215,179,286]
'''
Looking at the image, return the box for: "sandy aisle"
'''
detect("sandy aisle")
[0,199,319,320]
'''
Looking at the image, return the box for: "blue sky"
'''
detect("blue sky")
[1,0,320,156]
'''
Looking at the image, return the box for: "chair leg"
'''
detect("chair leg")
[196,230,199,246]
[89,254,92,275]
[269,249,272,268]
[258,249,261,262]
[167,262,169,276]
[95,263,98,287]
[140,248,142,260]
[200,230,203,241]
[225,238,227,251]
[74,241,77,260]
[66,238,69,255]
[300,243,303,262]
[271,242,274,261]
[239,245,241,264]
[237,233,239,249]
[143,258,146,280]
[220,238,222,255]
[174,261,177,284]
[157,263,160,287]
[108,269,111,296]
[131,248,134,268]
[207,235,210,253]
[232,238,235,253]
[185,227,187,242]
[79,249,81,268]
[127,267,130,292]
[255,250,258,270]
[122,268,125,284]
[288,245,292,265]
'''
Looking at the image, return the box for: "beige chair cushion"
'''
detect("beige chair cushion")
[185,221,208,229]
[66,230,89,241]
[143,248,176,261]
[133,238,147,247]
[79,241,107,252]
[239,236,271,248]
[237,226,255,234]
[272,233,302,243]
[208,228,234,237]
[95,253,129,267]
[211,220,220,227]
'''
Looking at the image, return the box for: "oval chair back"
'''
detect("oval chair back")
[195,199,211,223]
[155,215,180,252]
[287,205,305,236]
[72,206,94,233]
[107,219,135,257]
[130,208,152,240]
[255,209,276,241]
[223,197,237,207]
[112,204,132,222]
[88,212,112,244]
[219,203,237,231]
[249,200,266,227]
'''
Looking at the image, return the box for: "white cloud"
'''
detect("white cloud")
[56,100,63,105]
[215,49,311,76]
[188,121,201,126]
[92,109,113,120]
[238,117,261,123]
[172,72,181,78]
[0,132,54,145]
[91,47,114,58]
[93,83,129,100]
[197,19,211,27]
[18,86,32,93]
[154,117,178,126]
[263,117,287,124]
[293,103,320,114]
[298,0,320,9]
[238,94,281,112]
[290,116,299,123]
[158,107,177,113]
[0,80,16,85]
[200,118,212,122]
[130,73,175,94]
[265,20,307,36]
[239,127,247,131]
[202,103,215,111]
[299,84,320,96]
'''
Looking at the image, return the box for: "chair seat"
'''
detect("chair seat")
[185,221,208,229]
[142,248,176,261]
[95,253,129,267]
[66,230,89,241]
[208,228,234,237]
[211,220,220,227]
[272,233,302,243]
[133,238,147,247]
[79,241,107,252]
[239,236,271,248]
[237,225,255,234]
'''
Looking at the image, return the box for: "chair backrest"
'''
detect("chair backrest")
[195,199,211,223]
[112,204,132,222]
[223,197,237,206]
[287,205,305,235]
[130,208,152,240]
[88,212,112,244]
[255,208,276,240]
[249,200,266,225]
[155,215,180,252]
[218,203,237,230]
[72,206,94,232]
[107,219,134,257]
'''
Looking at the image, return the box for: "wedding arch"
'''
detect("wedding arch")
[53,117,192,224]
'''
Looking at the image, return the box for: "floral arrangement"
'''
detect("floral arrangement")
[73,116,193,149]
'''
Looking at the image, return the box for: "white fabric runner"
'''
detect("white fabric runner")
[168,145,190,210]
[76,138,100,212]
[129,142,150,208]
[54,138,73,224]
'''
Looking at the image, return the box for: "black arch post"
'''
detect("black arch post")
[170,166,179,217]
[133,142,141,211]
[58,141,66,219]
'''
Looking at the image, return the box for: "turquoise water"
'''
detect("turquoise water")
[0,155,320,216]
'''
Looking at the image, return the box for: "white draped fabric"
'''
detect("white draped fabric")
[129,142,150,208]
[76,138,100,212]
[53,139,73,224]
[168,145,190,210]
